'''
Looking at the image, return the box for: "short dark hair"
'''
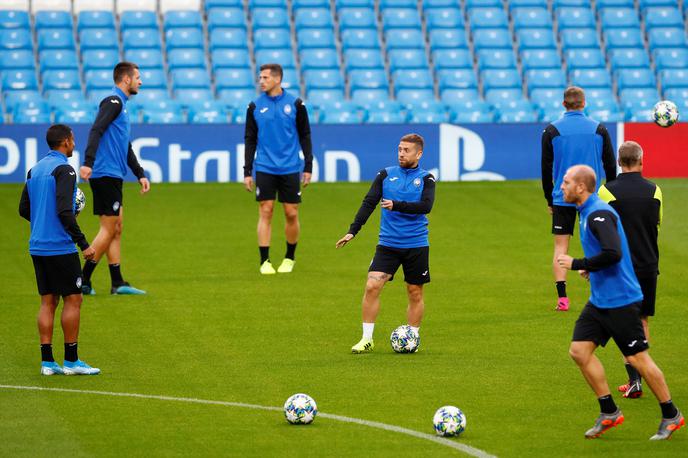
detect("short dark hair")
[400,133,424,151]
[563,86,585,110]
[618,141,643,167]
[113,61,139,83]
[259,63,283,81]
[46,124,73,149]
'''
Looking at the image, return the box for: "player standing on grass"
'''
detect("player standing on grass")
[542,86,617,311]
[598,141,663,400]
[244,63,313,275]
[336,134,435,354]
[19,124,100,375]
[557,165,683,440]
[79,62,150,296]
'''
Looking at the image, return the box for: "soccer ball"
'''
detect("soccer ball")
[433,406,466,437]
[390,325,420,353]
[653,100,679,127]
[74,188,86,216]
[283,393,318,425]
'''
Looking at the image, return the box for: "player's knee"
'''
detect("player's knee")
[407,287,423,304]
[365,279,383,295]
[114,221,123,237]
[568,345,587,365]
[285,208,298,222]
[259,205,274,219]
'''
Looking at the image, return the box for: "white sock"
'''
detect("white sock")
[409,325,420,335]
[362,322,375,340]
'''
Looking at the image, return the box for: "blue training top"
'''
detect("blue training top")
[380,166,432,249]
[91,86,131,179]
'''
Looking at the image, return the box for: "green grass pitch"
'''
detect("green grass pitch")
[0,180,686,457]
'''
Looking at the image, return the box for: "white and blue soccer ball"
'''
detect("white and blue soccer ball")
[653,100,679,127]
[74,188,86,216]
[433,405,466,437]
[284,393,318,425]
[390,325,420,353]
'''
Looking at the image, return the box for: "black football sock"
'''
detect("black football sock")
[41,344,54,362]
[556,281,567,298]
[109,263,124,287]
[660,400,679,419]
[625,362,641,383]
[285,242,297,260]
[259,246,270,264]
[598,395,617,414]
[64,342,78,363]
[82,260,98,284]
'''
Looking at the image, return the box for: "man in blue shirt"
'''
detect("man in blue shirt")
[19,124,99,375]
[336,134,436,354]
[243,63,313,275]
[79,62,150,295]
[557,165,683,440]
[541,87,617,311]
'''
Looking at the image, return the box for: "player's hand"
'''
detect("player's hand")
[139,177,150,194]
[335,233,354,249]
[302,172,311,188]
[381,199,394,210]
[244,176,254,192]
[557,254,574,270]
[82,246,96,261]
[80,166,92,181]
[579,270,590,281]
[547,205,553,215]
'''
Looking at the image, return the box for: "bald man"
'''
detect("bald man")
[556,165,683,440]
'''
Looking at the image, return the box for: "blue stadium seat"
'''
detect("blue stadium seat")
[55,102,96,124]
[609,48,650,70]
[428,29,468,50]
[164,11,203,30]
[341,29,380,48]
[120,11,158,30]
[13,101,51,123]
[0,11,30,29]
[494,98,536,114]
[644,7,683,28]
[367,110,407,123]
[530,88,565,110]
[124,49,163,69]
[596,0,635,9]
[252,8,289,29]
[250,0,288,6]
[211,48,250,69]
[207,8,246,30]
[171,69,211,89]
[188,100,230,123]
[440,88,481,106]
[509,0,548,7]
[297,28,336,49]
[653,48,688,70]
[218,88,257,108]
[585,88,616,103]
[83,49,119,71]
[620,88,659,110]
[658,69,688,89]
[293,0,330,9]
[174,88,215,106]
[306,88,344,106]
[395,88,435,107]
[216,69,255,90]
[477,49,516,70]
[554,0,592,6]
[520,49,561,69]
[344,49,384,69]
[168,48,206,70]
[408,106,449,124]
[37,29,75,51]
[166,28,204,50]
[587,110,625,122]
[379,0,417,7]
[77,11,115,31]
[85,69,114,91]
[599,8,640,28]
[604,29,644,49]
[585,93,621,111]
[498,109,538,123]
[638,0,678,10]
[526,69,566,90]
[485,89,524,109]
[517,29,556,49]
[80,29,119,51]
[4,91,43,113]
[39,50,77,70]
[351,88,390,106]
[320,102,364,124]
[1,50,34,69]
[0,29,32,50]
[432,49,473,69]
[473,29,512,50]
[209,28,248,48]
[468,8,508,28]
[556,8,595,29]
[2,70,38,91]
[382,8,421,29]
[253,28,291,49]
[437,69,478,89]
[560,29,599,49]
[425,8,464,29]
[450,106,495,123]
[564,48,605,69]
[540,108,567,122]
[570,68,612,88]
[481,69,522,90]
[393,69,433,90]
[295,8,333,28]
[349,69,388,90]
[300,48,338,70]
[512,8,551,28]
[388,49,428,71]
[88,88,116,102]
[46,91,87,108]
[122,29,162,49]
[647,28,687,49]
[139,68,168,89]
[281,68,301,94]
[35,11,72,30]
[338,7,376,29]
[143,110,185,123]
[42,70,81,91]
[256,48,296,68]
[385,29,425,49]
[336,0,374,8]
[663,88,688,104]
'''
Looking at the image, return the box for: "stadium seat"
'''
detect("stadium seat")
[450,106,495,123]
[281,68,301,94]
[512,8,551,28]
[560,29,599,49]
[599,9,640,28]
[468,8,508,28]
[564,49,605,69]
[174,88,215,106]
[476,49,516,70]
[297,28,336,49]
[42,70,81,91]
[393,69,433,90]
[253,28,291,49]
[509,0,548,7]
[385,30,426,49]
[659,69,688,89]
[408,108,449,124]
[139,68,168,89]
[498,109,538,123]
[168,49,207,70]
[516,29,556,49]
[595,0,634,9]
[2,70,38,91]
[663,88,688,105]
[425,8,464,29]
[79,29,119,51]
[81,50,119,72]
[437,69,478,89]
[77,11,115,32]
[481,69,522,90]
[293,0,330,9]
[252,8,289,29]
[256,48,296,68]
[4,91,43,113]
[1,50,35,69]
[217,88,257,108]
[440,88,481,106]
[363,99,404,113]
[520,49,561,69]
[395,88,435,107]
[349,69,388,90]
[388,49,428,71]
[143,110,185,123]
[299,49,338,70]
[526,69,567,89]
[338,7,376,29]
[120,11,158,30]
[530,88,565,110]
[56,109,96,124]
[379,0,417,7]
[351,89,390,107]
[249,0,287,6]
[604,29,644,49]
[335,0,374,8]
[647,28,687,49]
[122,28,162,49]
[320,102,363,124]
[85,69,114,91]
[188,100,230,123]
[46,90,88,107]
[171,69,211,89]
[164,11,203,30]
[485,88,525,108]
[638,0,679,10]
[13,101,51,123]
[210,28,248,49]
[37,29,75,50]
[554,0,593,6]
[653,48,688,70]
[0,11,30,29]
[381,8,422,29]
[570,68,613,88]
[34,11,72,29]
[556,7,595,29]
[304,69,344,90]
[215,68,255,89]
[587,110,625,122]
[341,29,380,48]
[432,49,473,69]
[207,8,246,30]
[428,29,468,50]
[306,88,344,106]
[39,50,78,71]
[620,88,659,111]
[366,110,407,123]
[125,49,163,68]
[211,48,250,69]
[344,49,384,70]
[295,8,334,28]
[473,29,512,50]
[609,48,650,70]
[644,7,683,29]
[166,29,204,50]
[88,88,116,102]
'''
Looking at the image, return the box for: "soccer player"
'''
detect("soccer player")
[598,141,663,399]
[19,124,100,375]
[79,61,150,295]
[336,134,435,354]
[541,86,617,311]
[557,165,683,440]
[243,63,313,275]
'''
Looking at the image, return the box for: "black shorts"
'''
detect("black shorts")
[572,301,649,356]
[31,253,83,296]
[552,205,577,235]
[90,176,123,216]
[255,172,301,203]
[637,273,657,317]
[369,245,430,285]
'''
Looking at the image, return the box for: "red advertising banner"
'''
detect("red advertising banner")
[623,123,688,178]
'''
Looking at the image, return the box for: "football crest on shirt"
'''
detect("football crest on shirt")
[413,177,422,187]
[113,201,120,212]
[283,104,292,115]
[76,277,82,288]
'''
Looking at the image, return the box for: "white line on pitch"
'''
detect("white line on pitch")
[0,384,496,458]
